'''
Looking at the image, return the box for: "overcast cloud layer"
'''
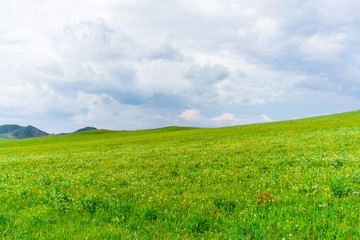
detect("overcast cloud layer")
[1,0,360,133]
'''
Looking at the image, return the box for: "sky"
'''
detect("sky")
[1,0,360,133]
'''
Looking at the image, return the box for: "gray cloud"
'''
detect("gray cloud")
[59,20,133,61]
[147,42,183,61]
[184,64,229,83]
[295,74,340,92]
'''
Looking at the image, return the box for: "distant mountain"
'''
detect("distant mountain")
[0,125,97,140]
[58,127,97,135]
[0,125,49,140]
[0,124,23,134]
[74,127,97,133]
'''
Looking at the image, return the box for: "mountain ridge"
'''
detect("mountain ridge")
[0,125,49,140]
[58,127,97,135]
[0,125,99,140]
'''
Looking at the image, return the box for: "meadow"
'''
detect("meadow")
[1,110,360,239]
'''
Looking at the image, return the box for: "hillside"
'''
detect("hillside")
[73,126,97,133]
[1,110,360,238]
[0,124,23,134]
[58,126,98,135]
[0,125,96,140]
[0,124,49,139]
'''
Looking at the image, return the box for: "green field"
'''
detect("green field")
[1,111,360,239]
[0,136,11,141]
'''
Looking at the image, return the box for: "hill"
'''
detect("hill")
[73,126,97,133]
[1,110,360,238]
[58,126,97,135]
[0,124,49,139]
[0,124,23,134]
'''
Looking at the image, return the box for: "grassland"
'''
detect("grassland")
[0,135,13,141]
[1,111,360,239]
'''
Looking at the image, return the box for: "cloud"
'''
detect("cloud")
[147,42,183,61]
[211,113,237,121]
[295,73,341,92]
[184,64,229,83]
[177,109,204,121]
[177,109,273,127]
[297,32,347,62]
[260,114,272,122]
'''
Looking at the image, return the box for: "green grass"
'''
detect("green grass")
[2,111,360,238]
[0,136,11,140]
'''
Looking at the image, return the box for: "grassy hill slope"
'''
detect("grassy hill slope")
[1,111,360,238]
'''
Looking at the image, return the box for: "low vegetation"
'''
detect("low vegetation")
[1,110,360,238]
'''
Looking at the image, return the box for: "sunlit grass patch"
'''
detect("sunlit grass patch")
[330,175,353,197]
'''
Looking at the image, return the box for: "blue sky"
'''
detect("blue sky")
[1,0,360,133]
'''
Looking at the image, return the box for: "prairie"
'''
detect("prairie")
[1,110,360,239]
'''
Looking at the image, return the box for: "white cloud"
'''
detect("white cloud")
[260,114,272,122]
[211,113,237,121]
[177,109,273,127]
[297,33,347,62]
[177,109,204,121]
